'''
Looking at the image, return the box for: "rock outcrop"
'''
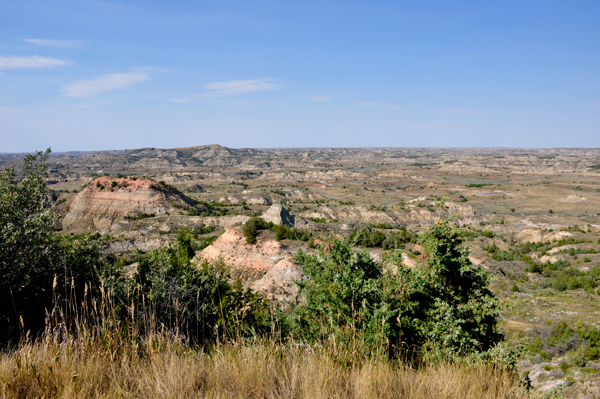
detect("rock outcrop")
[557,195,587,203]
[194,228,293,279]
[261,204,295,227]
[261,204,308,228]
[252,258,307,303]
[298,201,477,226]
[183,184,205,193]
[63,177,193,230]
[196,229,307,303]
[515,229,573,243]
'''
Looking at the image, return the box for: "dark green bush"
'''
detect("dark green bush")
[0,150,102,342]
[124,213,155,221]
[347,227,416,250]
[550,266,599,292]
[291,221,503,359]
[102,228,271,343]
[242,217,311,244]
[527,321,600,364]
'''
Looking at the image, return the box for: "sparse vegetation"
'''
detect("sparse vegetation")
[242,217,311,244]
[347,226,417,249]
[124,212,155,220]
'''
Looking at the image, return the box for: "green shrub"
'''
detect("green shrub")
[569,346,589,367]
[292,221,503,359]
[528,320,600,364]
[242,217,269,244]
[242,217,311,244]
[418,222,503,357]
[0,150,101,342]
[550,266,599,292]
[103,228,271,343]
[124,213,155,221]
[347,227,416,250]
[291,241,400,356]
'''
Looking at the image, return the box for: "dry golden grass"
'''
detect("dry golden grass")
[0,332,533,399]
[0,281,536,399]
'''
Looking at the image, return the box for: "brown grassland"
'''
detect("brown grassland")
[1,334,527,399]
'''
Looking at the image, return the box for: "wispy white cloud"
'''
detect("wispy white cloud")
[0,55,70,70]
[22,39,82,48]
[200,78,283,97]
[62,71,151,97]
[436,107,486,116]
[167,98,192,103]
[354,101,408,110]
[308,95,332,102]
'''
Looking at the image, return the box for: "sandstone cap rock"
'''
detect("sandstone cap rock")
[261,204,295,227]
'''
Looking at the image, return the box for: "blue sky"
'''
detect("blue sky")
[0,0,599,152]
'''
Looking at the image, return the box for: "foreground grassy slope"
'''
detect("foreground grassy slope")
[0,336,526,399]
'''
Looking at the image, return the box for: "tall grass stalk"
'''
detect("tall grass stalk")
[1,336,530,399]
[0,278,534,398]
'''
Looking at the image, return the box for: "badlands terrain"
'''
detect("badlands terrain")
[2,144,600,395]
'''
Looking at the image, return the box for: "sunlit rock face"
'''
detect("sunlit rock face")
[194,228,293,279]
[63,177,192,230]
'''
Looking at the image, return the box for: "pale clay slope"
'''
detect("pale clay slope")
[195,228,293,278]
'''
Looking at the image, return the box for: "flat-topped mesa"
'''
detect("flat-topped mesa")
[63,177,193,231]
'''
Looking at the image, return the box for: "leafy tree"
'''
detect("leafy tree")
[414,222,502,353]
[0,150,101,341]
[291,241,401,355]
[417,221,503,356]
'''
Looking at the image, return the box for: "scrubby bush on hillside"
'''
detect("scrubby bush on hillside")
[124,212,155,220]
[549,266,600,293]
[242,217,311,244]
[347,226,417,250]
[291,221,503,360]
[527,321,600,365]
